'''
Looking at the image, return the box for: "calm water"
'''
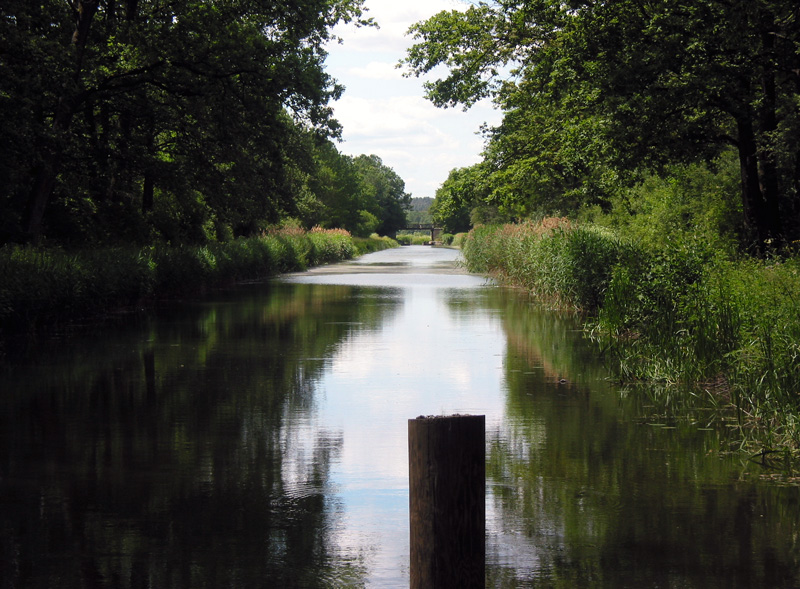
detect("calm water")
[1,246,798,588]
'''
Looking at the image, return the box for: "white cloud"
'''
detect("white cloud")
[332,0,463,53]
[335,95,451,132]
[325,0,502,198]
[347,61,404,81]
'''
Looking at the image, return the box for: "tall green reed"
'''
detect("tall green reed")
[462,220,800,455]
[0,230,394,333]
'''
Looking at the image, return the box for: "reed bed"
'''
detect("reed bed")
[462,220,800,456]
[0,230,396,333]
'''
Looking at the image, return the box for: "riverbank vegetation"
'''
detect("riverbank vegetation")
[462,217,800,457]
[395,232,436,245]
[0,228,396,334]
[1,2,412,333]
[406,1,800,457]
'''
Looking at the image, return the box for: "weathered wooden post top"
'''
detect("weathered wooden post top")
[408,414,485,589]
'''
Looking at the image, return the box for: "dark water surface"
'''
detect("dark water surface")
[1,246,798,587]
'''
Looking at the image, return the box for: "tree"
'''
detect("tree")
[306,140,370,234]
[431,165,486,233]
[403,0,800,250]
[0,0,371,244]
[352,154,411,236]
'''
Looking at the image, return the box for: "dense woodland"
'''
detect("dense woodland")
[405,0,800,254]
[0,1,411,246]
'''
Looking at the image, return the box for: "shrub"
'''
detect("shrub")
[396,232,431,245]
[452,233,469,248]
[596,237,739,382]
[725,258,800,417]
[353,235,398,254]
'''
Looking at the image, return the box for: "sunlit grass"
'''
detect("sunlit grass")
[395,232,432,245]
[462,220,800,459]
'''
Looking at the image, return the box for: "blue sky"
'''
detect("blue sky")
[324,0,503,199]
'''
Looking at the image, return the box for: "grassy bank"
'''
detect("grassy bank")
[0,228,397,333]
[462,220,800,457]
[395,232,456,245]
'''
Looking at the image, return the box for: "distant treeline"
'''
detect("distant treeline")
[407,198,433,225]
[409,197,434,212]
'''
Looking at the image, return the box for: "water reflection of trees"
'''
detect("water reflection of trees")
[0,283,398,588]
[486,290,800,588]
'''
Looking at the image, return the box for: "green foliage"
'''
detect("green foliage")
[0,246,156,330]
[407,209,433,224]
[725,259,800,430]
[305,140,368,233]
[307,229,358,264]
[395,232,430,245]
[462,220,800,454]
[596,238,737,382]
[598,153,744,255]
[404,0,800,250]
[352,154,411,236]
[452,232,469,248]
[352,234,398,255]
[463,219,623,312]
[353,210,380,238]
[0,0,372,245]
[431,165,487,233]
[408,197,434,225]
[0,229,389,332]
[299,144,410,237]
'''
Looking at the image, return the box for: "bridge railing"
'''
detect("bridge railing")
[401,223,436,231]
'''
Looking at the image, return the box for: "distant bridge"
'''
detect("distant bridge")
[398,223,442,242]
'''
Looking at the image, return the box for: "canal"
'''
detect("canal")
[1,246,798,587]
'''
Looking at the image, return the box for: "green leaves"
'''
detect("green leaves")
[352,154,411,236]
[432,165,490,233]
[299,144,410,237]
[403,0,800,248]
[1,0,371,244]
[405,6,509,108]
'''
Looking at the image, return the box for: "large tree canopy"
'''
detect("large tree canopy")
[352,154,411,236]
[431,165,488,233]
[404,0,800,250]
[0,0,370,244]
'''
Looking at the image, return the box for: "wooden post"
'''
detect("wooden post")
[408,414,485,588]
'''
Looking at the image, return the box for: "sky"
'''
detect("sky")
[323,0,503,199]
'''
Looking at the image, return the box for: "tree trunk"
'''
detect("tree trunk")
[142,172,154,213]
[22,1,99,241]
[23,101,75,240]
[757,17,783,246]
[735,114,772,253]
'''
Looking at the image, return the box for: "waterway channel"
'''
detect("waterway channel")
[1,246,798,587]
